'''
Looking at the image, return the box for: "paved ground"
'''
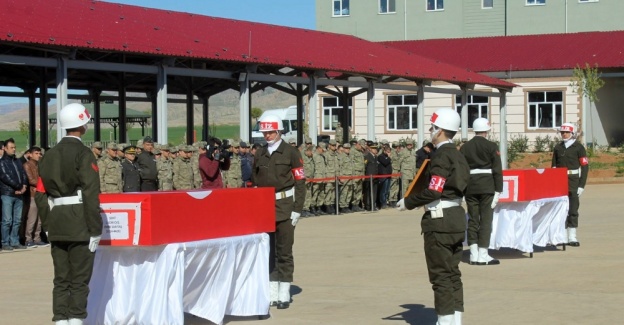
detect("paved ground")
[2,183,623,324]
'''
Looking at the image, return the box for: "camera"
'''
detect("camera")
[207,137,231,161]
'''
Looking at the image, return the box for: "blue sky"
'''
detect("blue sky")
[106,0,316,29]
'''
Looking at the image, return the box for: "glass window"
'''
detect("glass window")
[483,0,493,8]
[333,0,350,17]
[387,94,419,131]
[527,91,563,129]
[322,96,352,132]
[526,0,546,5]
[427,0,444,11]
[379,0,396,14]
[455,95,489,129]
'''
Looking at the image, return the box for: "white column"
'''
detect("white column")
[156,64,168,144]
[55,56,68,142]
[461,88,468,141]
[367,81,375,140]
[499,92,508,169]
[308,76,318,144]
[417,83,425,144]
[239,73,250,142]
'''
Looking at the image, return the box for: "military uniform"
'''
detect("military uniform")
[323,142,339,213]
[172,149,195,190]
[302,147,315,215]
[338,145,354,212]
[399,141,416,196]
[552,140,589,230]
[157,155,174,191]
[389,142,402,205]
[460,136,503,249]
[404,142,470,317]
[251,140,306,285]
[224,151,242,188]
[121,156,141,192]
[37,136,102,322]
[191,146,202,189]
[363,148,378,211]
[97,144,122,193]
[335,124,343,143]
[311,147,327,215]
[136,149,158,191]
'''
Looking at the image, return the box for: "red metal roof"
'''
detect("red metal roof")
[0,0,514,89]
[382,31,624,73]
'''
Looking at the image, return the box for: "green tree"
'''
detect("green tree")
[251,107,263,122]
[571,63,605,145]
[18,120,29,147]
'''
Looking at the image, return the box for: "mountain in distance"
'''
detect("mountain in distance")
[0,88,297,130]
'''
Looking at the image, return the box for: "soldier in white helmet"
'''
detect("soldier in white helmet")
[552,122,588,246]
[460,118,503,266]
[251,114,306,309]
[397,108,470,325]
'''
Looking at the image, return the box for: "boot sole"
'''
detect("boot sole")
[476,260,501,265]
[567,242,580,247]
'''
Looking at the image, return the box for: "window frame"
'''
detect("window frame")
[321,95,353,133]
[578,0,599,3]
[332,0,350,17]
[526,0,546,6]
[525,90,565,130]
[482,0,494,9]
[426,0,444,12]
[385,93,419,132]
[379,0,397,14]
[454,95,490,129]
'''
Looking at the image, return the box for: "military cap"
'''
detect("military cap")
[328,139,337,146]
[153,148,161,155]
[159,144,170,151]
[136,139,144,147]
[123,146,137,154]
[107,142,118,150]
[380,139,389,145]
[143,136,154,144]
[198,141,207,149]
[368,142,378,149]
[358,139,367,146]
[405,138,415,145]
[343,143,351,148]
[305,137,313,144]
[170,146,179,153]
[318,142,327,149]
[183,145,194,152]
[392,141,399,148]
[91,141,103,149]
[240,141,249,148]
[349,139,358,145]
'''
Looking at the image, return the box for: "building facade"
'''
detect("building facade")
[317,0,624,41]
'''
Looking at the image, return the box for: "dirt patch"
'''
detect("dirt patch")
[510,151,624,180]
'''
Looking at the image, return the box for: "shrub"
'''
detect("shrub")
[534,135,551,153]
[548,136,561,152]
[506,134,529,164]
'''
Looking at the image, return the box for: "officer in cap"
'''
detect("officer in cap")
[91,142,103,160]
[397,108,470,325]
[363,141,379,211]
[37,103,102,325]
[552,122,588,246]
[460,118,503,265]
[97,142,122,193]
[389,141,402,206]
[121,146,141,192]
[323,139,339,214]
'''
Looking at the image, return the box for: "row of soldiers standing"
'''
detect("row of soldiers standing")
[94,138,248,193]
[299,137,424,216]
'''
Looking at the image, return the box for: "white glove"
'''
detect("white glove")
[89,236,102,253]
[577,187,584,197]
[290,212,301,226]
[396,198,406,211]
[491,192,501,209]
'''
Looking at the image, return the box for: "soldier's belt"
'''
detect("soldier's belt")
[48,190,83,210]
[276,187,294,200]
[470,168,492,174]
[424,198,462,212]
[568,168,580,175]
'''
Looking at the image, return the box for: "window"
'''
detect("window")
[526,0,546,5]
[527,91,563,129]
[455,95,489,129]
[379,0,396,14]
[483,0,493,9]
[333,0,350,17]
[427,0,444,11]
[387,94,419,131]
[579,0,598,3]
[322,96,352,132]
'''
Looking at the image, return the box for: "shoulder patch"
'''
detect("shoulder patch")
[579,157,588,166]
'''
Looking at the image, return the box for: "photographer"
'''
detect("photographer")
[199,137,231,189]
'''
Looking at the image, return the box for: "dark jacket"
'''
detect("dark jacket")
[240,153,252,183]
[376,152,392,180]
[364,151,378,176]
[552,140,589,191]
[252,140,306,221]
[121,159,141,192]
[416,147,431,169]
[0,153,28,197]
[37,136,102,241]
[460,136,503,195]
[136,151,158,181]
[405,143,470,233]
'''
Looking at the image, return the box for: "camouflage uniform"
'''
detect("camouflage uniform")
[224,151,242,188]
[312,144,327,215]
[302,146,315,214]
[191,143,202,189]
[350,140,366,209]
[172,146,194,190]
[400,139,416,197]
[389,141,402,204]
[157,150,174,191]
[323,140,339,213]
[97,143,122,193]
[338,144,354,211]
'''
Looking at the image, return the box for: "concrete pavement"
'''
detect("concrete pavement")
[2,183,623,324]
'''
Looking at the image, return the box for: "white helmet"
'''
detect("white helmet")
[472,117,491,132]
[259,114,283,132]
[559,123,576,135]
[430,108,461,132]
[60,103,91,129]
